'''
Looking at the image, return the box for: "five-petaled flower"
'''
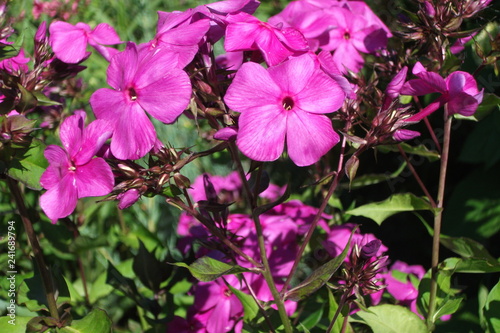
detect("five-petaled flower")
[39,111,114,223]
[224,54,345,166]
[89,42,192,160]
[401,62,484,122]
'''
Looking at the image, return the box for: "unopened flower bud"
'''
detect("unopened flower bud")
[423,1,435,18]
[361,240,382,259]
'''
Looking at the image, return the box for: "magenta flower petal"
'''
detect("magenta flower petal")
[207,299,232,333]
[40,147,70,190]
[59,111,85,158]
[412,62,447,93]
[75,158,114,198]
[74,119,112,166]
[224,62,281,110]
[332,42,364,73]
[138,73,191,124]
[286,112,339,166]
[106,43,139,90]
[88,23,121,46]
[224,22,260,51]
[112,102,157,160]
[446,92,479,116]
[446,71,480,96]
[49,21,91,63]
[40,173,78,223]
[237,106,287,162]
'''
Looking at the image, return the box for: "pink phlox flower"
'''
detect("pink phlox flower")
[224,54,345,166]
[268,1,334,52]
[381,260,427,317]
[213,126,239,141]
[0,48,30,73]
[450,34,476,54]
[322,6,388,73]
[323,223,388,263]
[269,199,332,234]
[192,274,244,333]
[383,66,408,109]
[49,21,121,63]
[39,111,114,223]
[401,62,484,121]
[145,10,210,68]
[224,12,309,66]
[89,42,192,160]
[189,171,243,203]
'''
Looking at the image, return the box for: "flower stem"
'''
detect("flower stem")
[282,135,348,294]
[7,178,60,320]
[326,289,350,333]
[228,143,293,333]
[397,144,437,208]
[427,115,453,330]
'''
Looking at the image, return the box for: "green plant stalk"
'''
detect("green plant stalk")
[282,135,348,294]
[228,143,293,333]
[7,178,60,320]
[252,211,294,333]
[427,115,453,330]
[326,288,350,333]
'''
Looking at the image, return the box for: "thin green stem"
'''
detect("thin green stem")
[282,136,349,294]
[397,144,437,208]
[228,143,292,333]
[7,178,60,320]
[326,289,350,333]
[427,115,453,330]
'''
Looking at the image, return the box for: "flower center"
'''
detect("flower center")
[343,31,351,40]
[128,87,138,101]
[282,96,294,111]
[223,289,232,297]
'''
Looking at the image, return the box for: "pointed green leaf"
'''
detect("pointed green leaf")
[6,138,48,190]
[60,308,112,333]
[132,241,172,292]
[346,193,434,225]
[377,143,440,162]
[441,257,500,273]
[440,236,498,265]
[227,284,259,323]
[172,256,251,282]
[284,228,355,302]
[483,280,500,333]
[0,316,33,333]
[349,304,427,333]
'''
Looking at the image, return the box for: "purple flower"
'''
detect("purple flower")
[401,62,484,121]
[49,21,121,63]
[39,111,113,223]
[89,43,192,160]
[322,6,388,73]
[224,54,345,166]
[224,12,309,66]
[0,48,30,73]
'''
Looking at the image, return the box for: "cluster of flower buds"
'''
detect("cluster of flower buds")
[0,111,36,149]
[103,146,193,210]
[338,240,388,303]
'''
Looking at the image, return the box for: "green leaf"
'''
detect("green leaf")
[17,260,71,312]
[327,288,344,333]
[6,138,48,190]
[132,241,172,292]
[0,316,33,333]
[171,256,251,282]
[483,280,500,333]
[60,308,112,333]
[284,228,355,302]
[439,236,498,265]
[300,304,324,330]
[441,257,500,273]
[346,193,434,225]
[417,268,463,323]
[227,284,259,323]
[377,143,440,162]
[340,161,406,190]
[349,304,427,333]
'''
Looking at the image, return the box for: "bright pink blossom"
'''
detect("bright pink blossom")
[322,6,388,72]
[49,21,121,63]
[0,48,30,73]
[401,62,484,121]
[224,54,345,166]
[89,43,192,160]
[39,111,113,223]
[224,12,309,66]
